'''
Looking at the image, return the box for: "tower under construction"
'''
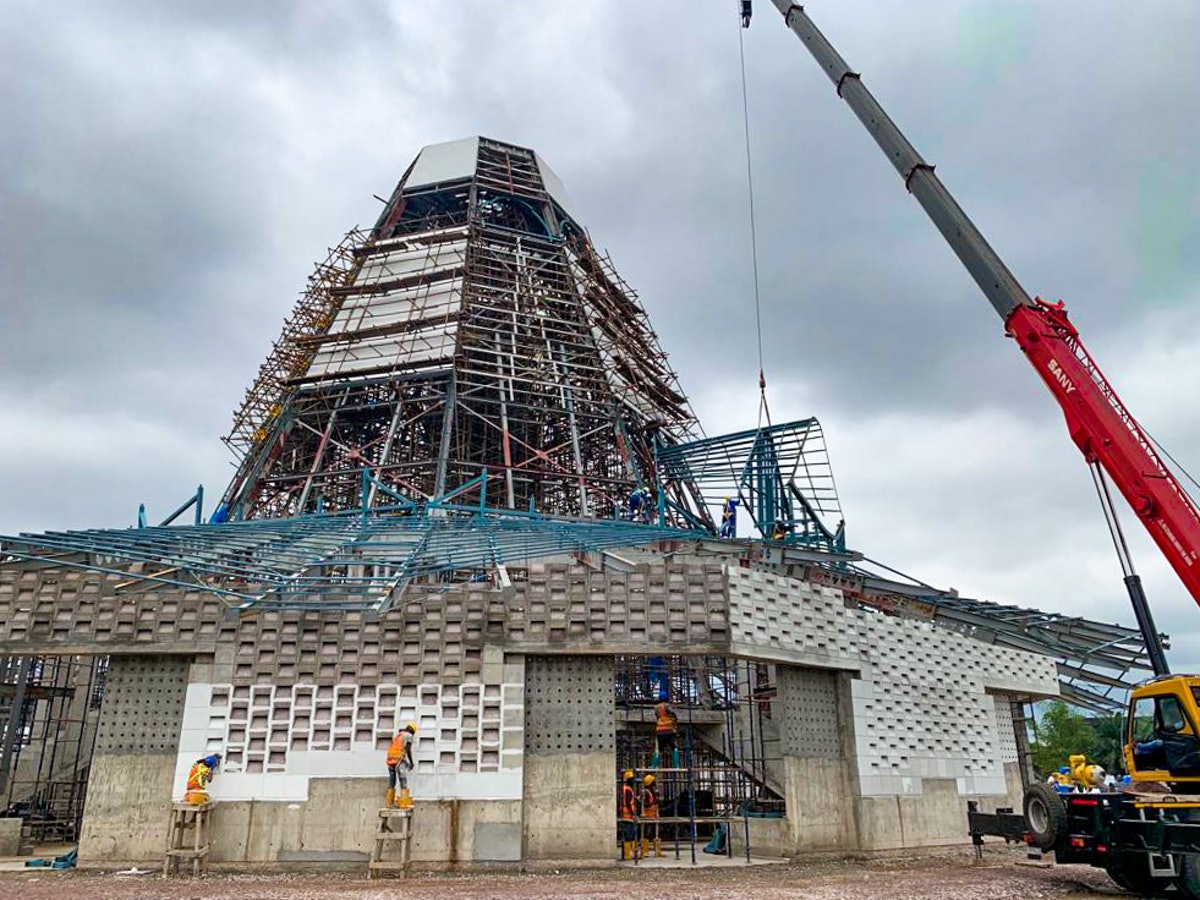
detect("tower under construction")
[0,138,1152,869]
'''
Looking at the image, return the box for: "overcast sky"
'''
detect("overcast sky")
[2,1,1198,673]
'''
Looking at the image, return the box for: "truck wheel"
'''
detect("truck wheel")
[1106,852,1169,895]
[1177,853,1200,899]
[1023,783,1067,851]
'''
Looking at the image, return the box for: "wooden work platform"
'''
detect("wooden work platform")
[368,807,412,878]
[164,801,214,877]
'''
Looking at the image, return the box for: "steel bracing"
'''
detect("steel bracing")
[217,137,709,527]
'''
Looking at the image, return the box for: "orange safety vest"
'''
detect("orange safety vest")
[619,783,637,820]
[186,761,211,792]
[642,785,659,819]
[386,731,412,766]
[655,702,677,734]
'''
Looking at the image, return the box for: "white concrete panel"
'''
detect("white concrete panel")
[406,137,479,189]
[176,681,525,803]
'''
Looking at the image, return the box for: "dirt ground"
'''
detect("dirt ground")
[0,847,1130,900]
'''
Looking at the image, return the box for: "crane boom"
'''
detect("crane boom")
[768,2,1200,669]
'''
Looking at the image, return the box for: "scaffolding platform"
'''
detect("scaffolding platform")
[368,807,412,878]
[163,801,213,877]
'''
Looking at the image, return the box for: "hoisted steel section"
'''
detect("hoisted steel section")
[657,418,843,548]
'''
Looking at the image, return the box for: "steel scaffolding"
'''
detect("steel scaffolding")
[615,655,784,863]
[0,655,106,844]
[217,137,710,528]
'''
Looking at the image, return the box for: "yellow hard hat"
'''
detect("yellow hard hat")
[643,774,655,786]
[623,769,635,780]
[404,722,417,733]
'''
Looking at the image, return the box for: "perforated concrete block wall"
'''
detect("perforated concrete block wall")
[0,563,729,664]
[93,656,189,755]
[777,666,841,759]
[507,564,727,648]
[524,655,614,754]
[728,568,1057,797]
[175,664,525,802]
[992,693,1020,764]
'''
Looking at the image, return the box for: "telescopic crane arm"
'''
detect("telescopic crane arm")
[767,2,1200,675]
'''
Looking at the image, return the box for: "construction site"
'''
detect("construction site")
[1,2,1197,897]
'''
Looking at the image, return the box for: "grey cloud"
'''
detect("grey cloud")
[2,1,1198,675]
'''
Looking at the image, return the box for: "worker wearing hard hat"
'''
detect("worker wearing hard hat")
[652,700,680,769]
[618,769,638,860]
[184,753,222,804]
[641,773,663,858]
[385,722,417,809]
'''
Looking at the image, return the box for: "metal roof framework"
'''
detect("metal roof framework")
[656,419,843,548]
[0,512,697,612]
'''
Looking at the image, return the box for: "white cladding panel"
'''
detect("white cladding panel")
[307,320,457,378]
[355,239,467,285]
[406,137,480,189]
[535,152,576,221]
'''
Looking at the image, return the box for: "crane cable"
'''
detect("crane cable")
[737,9,772,429]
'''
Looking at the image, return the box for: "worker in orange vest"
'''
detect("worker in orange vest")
[653,700,679,768]
[618,769,638,860]
[641,773,663,857]
[385,722,417,809]
[184,753,222,804]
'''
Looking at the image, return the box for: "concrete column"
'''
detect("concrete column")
[521,655,614,860]
[776,665,859,853]
[78,655,190,865]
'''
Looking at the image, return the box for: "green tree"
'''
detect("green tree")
[1092,713,1126,774]
[1030,701,1098,777]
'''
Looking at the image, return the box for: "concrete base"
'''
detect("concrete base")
[0,818,21,856]
[522,752,613,860]
[78,753,176,863]
[783,756,860,852]
[729,817,790,858]
[210,779,521,867]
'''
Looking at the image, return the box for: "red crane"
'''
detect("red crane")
[765,2,1200,675]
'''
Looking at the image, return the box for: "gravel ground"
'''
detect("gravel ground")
[0,847,1125,900]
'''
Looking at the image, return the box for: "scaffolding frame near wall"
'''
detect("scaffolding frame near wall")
[0,655,107,844]
[615,654,784,863]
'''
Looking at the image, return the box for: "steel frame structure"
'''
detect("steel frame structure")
[0,509,698,612]
[657,419,844,547]
[217,137,709,527]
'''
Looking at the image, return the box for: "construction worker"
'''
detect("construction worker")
[627,486,651,524]
[618,769,638,860]
[770,517,793,541]
[385,722,417,809]
[641,773,663,857]
[653,700,679,769]
[184,753,222,804]
[719,497,738,539]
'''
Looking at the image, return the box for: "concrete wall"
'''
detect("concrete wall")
[207,778,520,867]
